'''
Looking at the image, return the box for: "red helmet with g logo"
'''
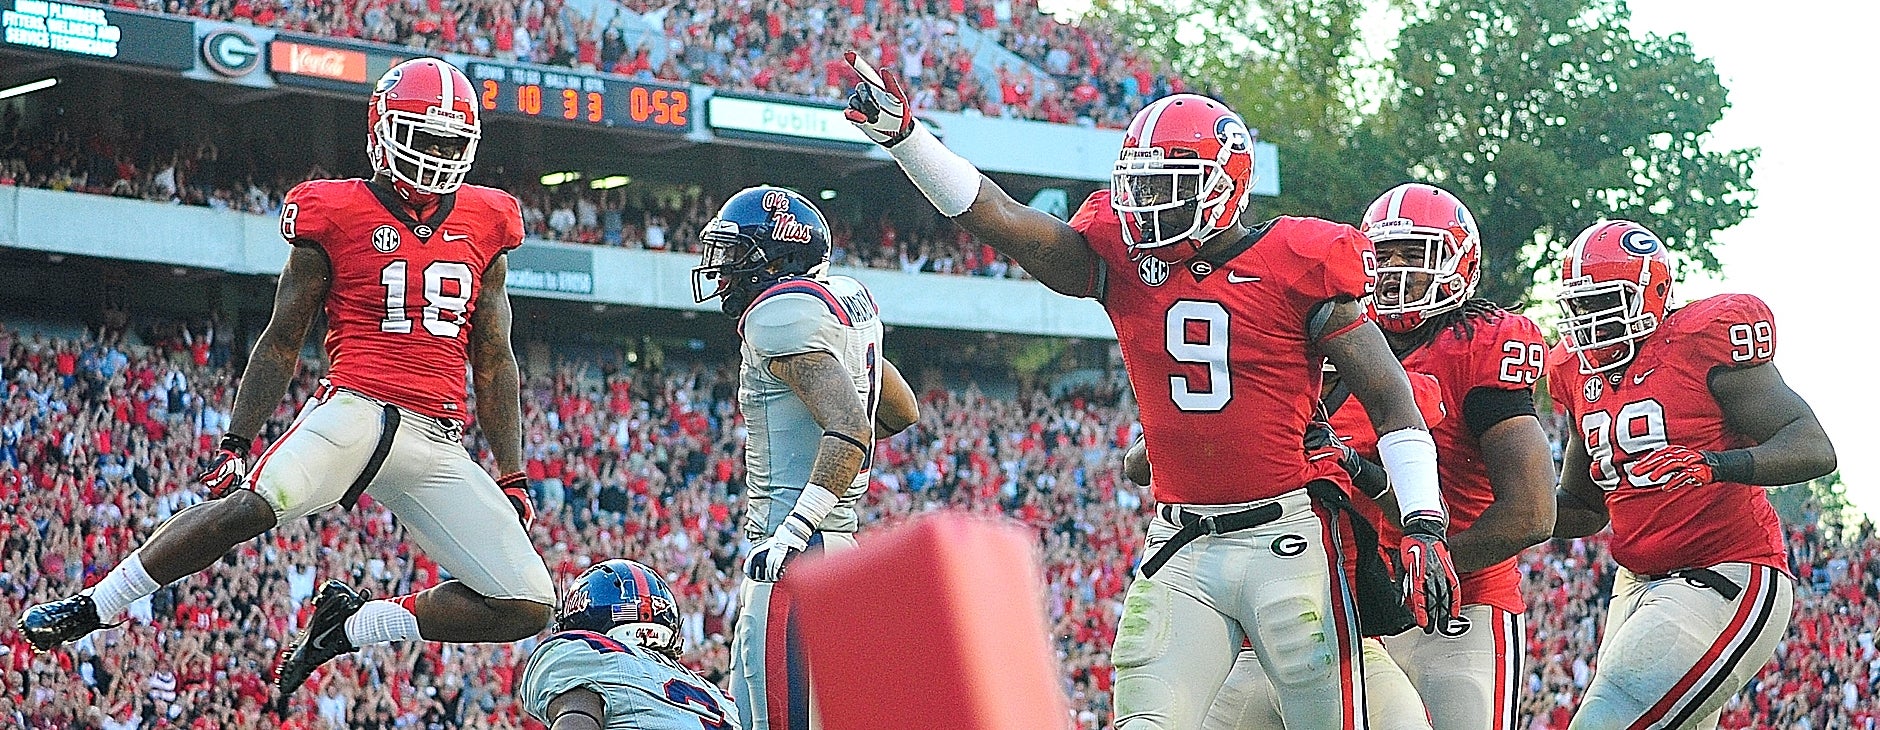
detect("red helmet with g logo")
[367,58,481,203]
[1557,220,1674,374]
[1360,183,1482,333]
[1110,94,1256,263]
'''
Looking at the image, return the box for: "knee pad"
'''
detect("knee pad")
[1255,593,1335,682]
[1111,579,1181,723]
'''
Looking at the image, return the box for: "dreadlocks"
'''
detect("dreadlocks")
[1392,298,1512,357]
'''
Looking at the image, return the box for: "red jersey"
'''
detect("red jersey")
[281,179,523,419]
[1071,191,1374,505]
[1546,293,1787,576]
[1394,311,1548,611]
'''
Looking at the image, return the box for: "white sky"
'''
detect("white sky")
[1039,0,1880,515]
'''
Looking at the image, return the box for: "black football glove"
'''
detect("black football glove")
[498,472,535,530]
[1398,514,1461,635]
[197,433,252,499]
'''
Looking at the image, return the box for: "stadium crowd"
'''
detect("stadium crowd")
[0,112,1029,279]
[96,0,1182,128]
[0,319,1876,729]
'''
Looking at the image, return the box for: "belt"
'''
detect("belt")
[1138,502,1285,579]
[1642,567,1743,601]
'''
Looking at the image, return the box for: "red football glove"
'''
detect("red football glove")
[498,472,535,530]
[1628,446,1714,492]
[196,434,251,499]
[1398,514,1461,635]
[842,51,914,147]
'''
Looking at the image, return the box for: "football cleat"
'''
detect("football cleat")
[272,580,366,713]
[17,593,115,652]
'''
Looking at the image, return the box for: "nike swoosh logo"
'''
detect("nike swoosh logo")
[440,232,469,241]
[1226,272,1261,283]
[1632,368,1656,385]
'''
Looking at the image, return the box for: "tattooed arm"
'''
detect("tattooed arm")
[469,255,524,475]
[226,244,331,441]
[770,351,873,498]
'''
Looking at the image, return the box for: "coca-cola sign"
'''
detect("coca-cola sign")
[267,40,367,82]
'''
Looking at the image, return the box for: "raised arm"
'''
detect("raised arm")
[842,52,1100,297]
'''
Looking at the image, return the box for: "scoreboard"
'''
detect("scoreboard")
[465,60,690,133]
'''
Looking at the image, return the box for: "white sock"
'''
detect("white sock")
[90,553,161,622]
[344,599,423,646]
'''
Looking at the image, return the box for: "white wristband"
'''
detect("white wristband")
[787,483,841,531]
[888,124,983,217]
[1376,428,1445,525]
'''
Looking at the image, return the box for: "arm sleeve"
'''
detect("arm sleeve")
[1683,293,1778,368]
[1288,219,1376,304]
[1462,387,1538,439]
[742,295,843,360]
[280,182,330,249]
[1068,191,1122,298]
[1467,312,1548,391]
[519,639,616,723]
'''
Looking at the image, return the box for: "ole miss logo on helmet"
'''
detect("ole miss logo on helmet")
[762,189,814,243]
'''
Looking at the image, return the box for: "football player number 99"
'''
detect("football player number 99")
[1728,321,1773,362]
[1165,300,1231,412]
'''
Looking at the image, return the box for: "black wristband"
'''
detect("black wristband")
[1349,454,1391,500]
[822,430,869,454]
[1704,449,1755,484]
[218,433,252,457]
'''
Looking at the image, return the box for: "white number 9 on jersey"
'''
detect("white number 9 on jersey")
[1165,300,1231,412]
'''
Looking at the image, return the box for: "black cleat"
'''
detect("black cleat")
[272,580,366,713]
[17,593,114,652]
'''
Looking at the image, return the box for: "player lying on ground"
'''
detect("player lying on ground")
[691,185,919,730]
[522,559,743,730]
[19,58,555,712]
[844,49,1458,730]
[1548,219,1835,730]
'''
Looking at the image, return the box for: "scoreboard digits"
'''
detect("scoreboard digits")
[468,61,689,132]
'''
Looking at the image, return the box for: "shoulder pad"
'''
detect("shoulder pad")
[740,284,844,359]
[1669,293,1776,367]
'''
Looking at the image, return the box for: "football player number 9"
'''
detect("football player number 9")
[1580,399,1670,491]
[380,261,475,338]
[1165,300,1231,412]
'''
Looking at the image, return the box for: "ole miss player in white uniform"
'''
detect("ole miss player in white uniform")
[1548,220,1835,730]
[19,58,555,711]
[843,51,1461,729]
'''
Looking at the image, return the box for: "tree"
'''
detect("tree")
[1080,0,1404,220]
[1390,0,1756,306]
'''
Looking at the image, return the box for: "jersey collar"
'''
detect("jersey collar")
[366,180,457,243]
[1185,219,1276,281]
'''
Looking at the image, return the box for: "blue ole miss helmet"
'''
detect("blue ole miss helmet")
[692,186,833,316]
[554,559,684,657]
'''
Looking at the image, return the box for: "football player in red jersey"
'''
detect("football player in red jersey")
[1547,220,1835,729]
[1358,183,1557,730]
[18,58,555,712]
[844,53,1460,729]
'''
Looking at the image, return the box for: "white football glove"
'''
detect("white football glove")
[744,512,815,583]
[842,50,914,148]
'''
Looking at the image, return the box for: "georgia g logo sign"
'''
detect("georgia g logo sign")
[201,29,260,77]
[1619,228,1662,256]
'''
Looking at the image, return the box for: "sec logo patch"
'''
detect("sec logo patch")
[1138,256,1169,287]
[372,225,401,253]
[1583,376,1603,403]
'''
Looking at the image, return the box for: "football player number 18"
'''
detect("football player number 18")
[1165,300,1231,412]
[380,261,475,338]
[1581,399,1671,491]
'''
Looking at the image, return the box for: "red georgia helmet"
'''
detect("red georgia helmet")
[1557,220,1674,374]
[1360,183,1482,333]
[367,58,481,202]
[1110,94,1256,263]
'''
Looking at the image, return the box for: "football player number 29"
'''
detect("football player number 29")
[1580,399,1670,490]
[380,261,475,337]
[1165,301,1230,412]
